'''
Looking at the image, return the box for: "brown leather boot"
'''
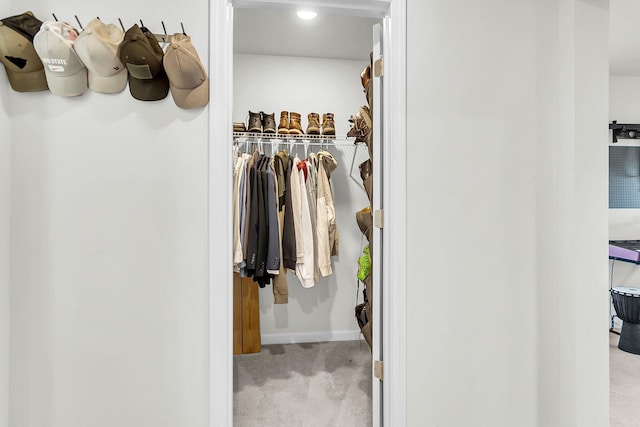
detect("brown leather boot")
[322,113,336,136]
[278,111,289,134]
[289,112,303,135]
[248,110,262,133]
[263,112,276,134]
[233,122,247,133]
[307,112,320,135]
[348,105,373,159]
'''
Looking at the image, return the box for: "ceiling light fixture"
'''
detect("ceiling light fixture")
[297,10,317,20]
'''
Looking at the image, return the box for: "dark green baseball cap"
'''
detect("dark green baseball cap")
[117,24,169,101]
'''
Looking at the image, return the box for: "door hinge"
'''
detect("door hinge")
[374,360,384,381]
[374,209,384,229]
[374,57,384,77]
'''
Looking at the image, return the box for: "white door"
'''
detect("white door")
[371,22,384,427]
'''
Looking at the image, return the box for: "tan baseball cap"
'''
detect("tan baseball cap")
[118,24,169,101]
[0,11,48,92]
[34,21,87,97]
[74,18,127,94]
[163,34,209,109]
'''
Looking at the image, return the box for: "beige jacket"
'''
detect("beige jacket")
[317,151,339,276]
[233,154,250,268]
[293,158,316,288]
[316,151,339,276]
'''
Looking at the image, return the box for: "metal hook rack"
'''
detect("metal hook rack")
[74,15,83,30]
[114,19,177,43]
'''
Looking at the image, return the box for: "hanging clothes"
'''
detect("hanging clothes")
[231,143,340,297]
[233,153,250,270]
[295,156,316,288]
[272,150,291,304]
[316,150,339,276]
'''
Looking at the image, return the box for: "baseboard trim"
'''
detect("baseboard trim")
[261,330,362,345]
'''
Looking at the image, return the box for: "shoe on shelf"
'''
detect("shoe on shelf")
[307,112,320,135]
[289,112,304,135]
[248,110,262,133]
[348,105,372,159]
[263,112,276,134]
[233,122,247,133]
[278,111,289,134]
[321,113,336,136]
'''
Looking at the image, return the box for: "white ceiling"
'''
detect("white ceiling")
[236,2,638,74]
[233,7,380,62]
[610,0,640,75]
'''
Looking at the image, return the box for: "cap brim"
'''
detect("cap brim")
[170,78,209,109]
[88,68,128,94]
[5,68,49,92]
[45,68,88,97]
[128,73,169,101]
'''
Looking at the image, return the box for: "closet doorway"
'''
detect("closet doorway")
[209,1,407,426]
[231,4,381,427]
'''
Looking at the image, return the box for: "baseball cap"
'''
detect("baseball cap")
[118,24,169,101]
[0,11,48,92]
[74,18,127,94]
[33,21,87,97]
[163,34,209,109]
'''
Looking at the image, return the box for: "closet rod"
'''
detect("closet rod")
[233,140,357,147]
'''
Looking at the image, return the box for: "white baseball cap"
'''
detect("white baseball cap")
[33,21,87,96]
[74,18,127,94]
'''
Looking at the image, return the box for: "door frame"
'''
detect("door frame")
[208,1,407,426]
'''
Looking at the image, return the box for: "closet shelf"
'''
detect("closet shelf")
[233,132,356,146]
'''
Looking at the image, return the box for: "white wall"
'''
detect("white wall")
[234,53,370,341]
[406,0,609,426]
[6,3,210,427]
[0,6,11,427]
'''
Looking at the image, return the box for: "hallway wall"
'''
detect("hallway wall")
[0,6,11,427]
[406,0,609,425]
[4,2,210,426]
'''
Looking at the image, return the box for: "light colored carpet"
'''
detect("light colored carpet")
[236,335,640,426]
[610,330,640,427]
[234,340,372,427]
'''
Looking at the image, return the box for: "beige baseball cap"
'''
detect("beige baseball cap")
[163,34,209,109]
[33,21,87,97]
[0,11,48,92]
[74,18,127,94]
